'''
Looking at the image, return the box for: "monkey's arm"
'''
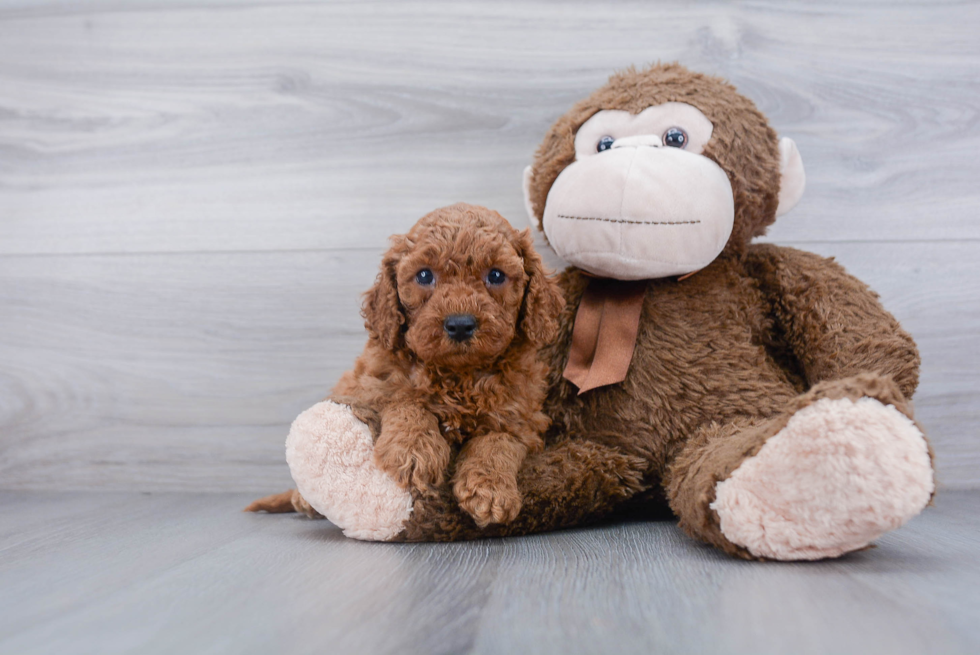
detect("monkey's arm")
[396,439,648,541]
[745,243,920,398]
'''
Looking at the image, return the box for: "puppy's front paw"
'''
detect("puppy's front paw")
[454,470,522,527]
[374,429,451,492]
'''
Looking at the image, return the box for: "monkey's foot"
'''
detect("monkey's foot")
[711,397,934,560]
[286,401,413,541]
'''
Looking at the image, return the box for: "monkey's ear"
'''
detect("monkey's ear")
[361,238,406,350]
[776,137,806,217]
[522,165,540,230]
[515,228,564,347]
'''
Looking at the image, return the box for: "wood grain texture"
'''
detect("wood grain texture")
[1,490,978,655]
[1,0,978,254]
[1,0,978,490]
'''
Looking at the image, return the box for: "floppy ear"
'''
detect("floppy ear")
[362,236,407,350]
[514,228,565,347]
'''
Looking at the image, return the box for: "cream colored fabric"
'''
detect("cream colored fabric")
[286,401,413,541]
[573,103,714,159]
[542,145,735,280]
[776,137,806,217]
[712,397,934,561]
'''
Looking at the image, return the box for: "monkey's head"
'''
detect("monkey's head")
[523,63,805,280]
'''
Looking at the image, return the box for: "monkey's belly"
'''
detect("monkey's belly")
[546,280,803,463]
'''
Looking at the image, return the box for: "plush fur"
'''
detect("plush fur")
[711,396,933,560]
[286,400,413,540]
[250,64,935,560]
[388,64,934,555]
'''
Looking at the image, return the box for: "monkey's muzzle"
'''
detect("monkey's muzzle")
[542,146,735,280]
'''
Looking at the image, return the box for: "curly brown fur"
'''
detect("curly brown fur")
[397,248,926,545]
[333,203,564,527]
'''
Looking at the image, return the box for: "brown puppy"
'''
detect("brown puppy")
[327,203,563,526]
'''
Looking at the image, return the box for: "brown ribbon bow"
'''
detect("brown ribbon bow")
[562,278,648,394]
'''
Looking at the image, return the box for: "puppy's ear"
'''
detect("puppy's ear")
[362,236,407,350]
[515,228,564,347]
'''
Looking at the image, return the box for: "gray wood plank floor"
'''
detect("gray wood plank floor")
[1,490,978,655]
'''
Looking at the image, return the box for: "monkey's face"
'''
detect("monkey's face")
[538,103,733,280]
[524,75,806,281]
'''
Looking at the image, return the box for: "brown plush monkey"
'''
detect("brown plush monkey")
[253,64,935,560]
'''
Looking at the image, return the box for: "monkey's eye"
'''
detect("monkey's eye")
[596,135,615,153]
[415,269,435,286]
[663,127,688,149]
[486,269,506,286]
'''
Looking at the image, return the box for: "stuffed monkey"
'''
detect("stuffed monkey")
[250,63,934,561]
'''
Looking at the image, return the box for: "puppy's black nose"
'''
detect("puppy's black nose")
[444,314,478,342]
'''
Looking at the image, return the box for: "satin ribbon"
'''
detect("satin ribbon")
[562,278,647,394]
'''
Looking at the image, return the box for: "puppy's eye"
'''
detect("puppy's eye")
[596,135,615,153]
[486,269,506,286]
[663,127,687,149]
[415,269,435,286]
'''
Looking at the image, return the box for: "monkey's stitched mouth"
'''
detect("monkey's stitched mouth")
[557,214,701,226]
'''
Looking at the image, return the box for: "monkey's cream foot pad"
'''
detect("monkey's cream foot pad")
[711,397,934,560]
[286,401,412,541]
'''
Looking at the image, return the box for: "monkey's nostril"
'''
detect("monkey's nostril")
[444,314,478,342]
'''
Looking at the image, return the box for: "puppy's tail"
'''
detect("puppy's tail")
[245,490,295,513]
[245,489,324,519]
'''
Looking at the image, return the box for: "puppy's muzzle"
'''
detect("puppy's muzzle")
[444,314,478,342]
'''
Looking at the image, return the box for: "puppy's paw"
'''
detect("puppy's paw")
[454,471,522,527]
[374,429,451,493]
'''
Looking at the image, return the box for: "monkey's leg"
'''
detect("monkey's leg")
[665,374,935,560]
[398,439,649,541]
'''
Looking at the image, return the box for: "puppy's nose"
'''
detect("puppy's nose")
[444,314,478,342]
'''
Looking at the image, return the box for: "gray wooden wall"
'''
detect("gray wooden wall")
[1,0,977,492]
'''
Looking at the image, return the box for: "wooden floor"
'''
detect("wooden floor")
[1,490,978,655]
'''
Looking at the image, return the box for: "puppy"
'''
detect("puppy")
[248,203,565,525]
[316,203,564,527]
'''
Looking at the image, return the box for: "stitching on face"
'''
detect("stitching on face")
[560,249,716,268]
[557,214,702,226]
